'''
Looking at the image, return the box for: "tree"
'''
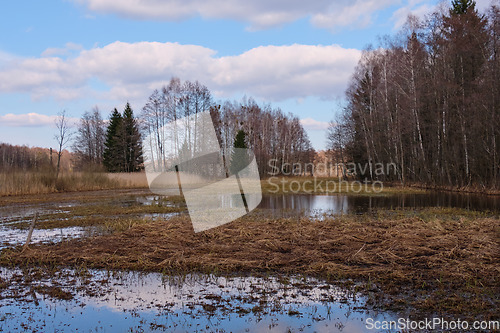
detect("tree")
[230,129,249,175]
[103,108,123,172]
[54,110,72,178]
[451,0,476,15]
[72,107,105,170]
[141,78,314,176]
[336,1,499,189]
[116,103,143,172]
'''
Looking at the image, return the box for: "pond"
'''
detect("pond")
[258,192,499,217]
[0,267,397,333]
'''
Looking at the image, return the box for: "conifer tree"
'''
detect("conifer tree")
[230,129,249,175]
[117,103,143,172]
[103,108,122,172]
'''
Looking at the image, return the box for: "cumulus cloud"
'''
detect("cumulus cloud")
[311,0,398,30]
[74,0,399,30]
[300,118,330,131]
[0,41,361,102]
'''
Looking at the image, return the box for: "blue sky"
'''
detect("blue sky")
[0,0,492,150]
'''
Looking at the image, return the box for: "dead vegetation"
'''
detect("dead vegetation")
[0,171,146,196]
[2,208,498,320]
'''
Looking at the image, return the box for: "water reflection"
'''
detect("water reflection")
[0,268,397,332]
[258,192,499,217]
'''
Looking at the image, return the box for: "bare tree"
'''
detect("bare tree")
[338,1,499,188]
[54,110,72,178]
[72,107,105,170]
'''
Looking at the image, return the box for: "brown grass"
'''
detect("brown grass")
[106,172,149,188]
[3,210,498,319]
[0,171,147,196]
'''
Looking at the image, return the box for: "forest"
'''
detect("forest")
[329,0,499,189]
[0,78,314,178]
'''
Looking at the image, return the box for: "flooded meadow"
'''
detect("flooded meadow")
[0,186,498,332]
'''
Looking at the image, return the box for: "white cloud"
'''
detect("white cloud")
[74,0,398,30]
[391,0,436,29]
[391,0,497,30]
[0,113,54,127]
[0,113,80,128]
[0,41,361,103]
[300,118,330,131]
[311,0,398,30]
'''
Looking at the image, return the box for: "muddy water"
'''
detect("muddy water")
[0,268,397,332]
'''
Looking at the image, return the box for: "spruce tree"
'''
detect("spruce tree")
[118,103,143,172]
[451,0,476,15]
[103,108,122,172]
[230,130,249,175]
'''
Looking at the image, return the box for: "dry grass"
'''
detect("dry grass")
[0,171,435,197]
[3,209,498,319]
[106,172,148,188]
[0,171,148,196]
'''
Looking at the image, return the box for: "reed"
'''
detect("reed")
[0,171,139,196]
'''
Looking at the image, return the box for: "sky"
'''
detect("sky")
[0,0,494,151]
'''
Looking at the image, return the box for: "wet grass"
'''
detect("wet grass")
[2,207,498,321]
[1,189,186,230]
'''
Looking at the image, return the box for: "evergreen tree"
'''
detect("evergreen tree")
[230,129,249,175]
[103,108,122,172]
[451,0,476,15]
[117,103,143,172]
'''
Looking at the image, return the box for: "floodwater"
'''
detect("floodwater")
[0,189,496,332]
[0,268,397,332]
[258,192,499,218]
[0,189,498,248]
[0,190,184,249]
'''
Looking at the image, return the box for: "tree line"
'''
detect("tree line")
[211,97,314,176]
[141,77,314,177]
[71,103,143,172]
[329,0,499,189]
[0,143,52,171]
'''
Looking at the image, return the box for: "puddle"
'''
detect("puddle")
[0,190,184,249]
[0,268,398,332]
[0,226,94,250]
